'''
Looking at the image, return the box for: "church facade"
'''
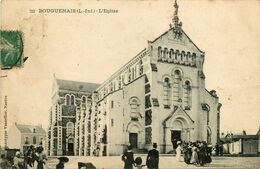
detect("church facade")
[47,0,221,156]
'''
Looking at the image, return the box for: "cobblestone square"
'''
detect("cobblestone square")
[46,156,260,169]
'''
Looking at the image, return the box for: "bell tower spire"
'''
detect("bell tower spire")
[173,0,179,27]
[171,0,183,39]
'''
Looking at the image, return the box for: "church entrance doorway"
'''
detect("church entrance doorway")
[67,138,74,156]
[171,130,181,149]
[129,133,138,148]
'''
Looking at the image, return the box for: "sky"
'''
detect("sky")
[1,0,260,135]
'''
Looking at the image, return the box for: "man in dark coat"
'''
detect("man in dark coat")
[121,145,134,169]
[146,143,159,169]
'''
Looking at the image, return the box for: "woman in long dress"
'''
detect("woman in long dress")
[176,142,182,162]
[190,144,199,165]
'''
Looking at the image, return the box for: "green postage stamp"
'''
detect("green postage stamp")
[0,31,24,69]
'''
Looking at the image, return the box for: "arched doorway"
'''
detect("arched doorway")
[126,121,143,149]
[67,138,74,155]
[162,106,194,153]
[171,118,189,149]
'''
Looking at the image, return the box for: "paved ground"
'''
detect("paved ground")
[46,155,260,169]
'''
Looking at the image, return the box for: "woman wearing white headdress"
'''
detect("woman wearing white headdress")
[13,151,24,169]
[176,141,182,162]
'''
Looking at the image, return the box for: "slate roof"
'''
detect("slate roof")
[56,79,100,93]
[16,124,46,134]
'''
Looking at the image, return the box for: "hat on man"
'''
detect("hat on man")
[128,145,133,150]
[153,143,157,148]
[58,156,69,163]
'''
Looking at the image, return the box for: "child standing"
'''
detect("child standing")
[134,157,146,169]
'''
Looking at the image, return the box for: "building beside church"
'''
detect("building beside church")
[48,0,221,156]
[7,123,46,154]
[47,78,99,156]
[221,129,260,155]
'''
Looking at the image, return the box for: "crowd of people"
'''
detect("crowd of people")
[121,141,221,169]
[179,141,213,166]
[0,145,47,169]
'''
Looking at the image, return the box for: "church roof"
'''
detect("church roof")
[56,79,100,93]
[150,27,204,54]
[15,124,46,134]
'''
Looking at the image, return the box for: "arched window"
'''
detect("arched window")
[207,111,210,125]
[183,80,192,109]
[175,50,180,63]
[25,137,29,144]
[110,82,113,92]
[163,77,171,107]
[158,46,162,61]
[113,82,116,91]
[103,87,107,96]
[33,136,36,144]
[132,67,135,80]
[66,95,70,105]
[187,52,191,64]
[40,138,43,145]
[82,96,86,103]
[129,98,140,121]
[192,53,196,65]
[67,122,74,136]
[122,75,125,86]
[71,95,75,105]
[185,52,189,62]
[128,68,131,82]
[163,48,168,61]
[118,76,122,89]
[169,49,174,62]
[173,70,181,105]
[180,51,184,62]
[139,60,143,75]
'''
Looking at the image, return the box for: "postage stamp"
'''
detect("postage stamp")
[0,31,24,69]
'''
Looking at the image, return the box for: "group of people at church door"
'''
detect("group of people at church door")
[122,143,159,169]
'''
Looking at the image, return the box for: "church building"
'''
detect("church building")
[47,0,221,156]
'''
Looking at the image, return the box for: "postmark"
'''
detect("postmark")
[0,31,24,69]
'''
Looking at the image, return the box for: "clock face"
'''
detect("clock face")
[0,31,23,68]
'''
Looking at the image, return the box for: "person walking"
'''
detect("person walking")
[121,145,134,169]
[198,142,206,166]
[190,143,198,165]
[146,143,159,169]
[176,141,182,162]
